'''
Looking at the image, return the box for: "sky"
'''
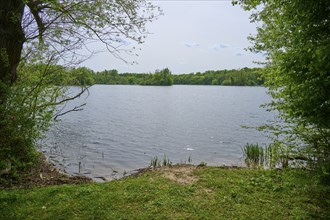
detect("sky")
[81,0,264,74]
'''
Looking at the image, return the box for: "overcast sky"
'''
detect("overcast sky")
[81,0,264,74]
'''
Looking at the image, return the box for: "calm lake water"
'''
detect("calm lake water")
[42,85,274,181]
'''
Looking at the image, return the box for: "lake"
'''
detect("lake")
[41,85,274,181]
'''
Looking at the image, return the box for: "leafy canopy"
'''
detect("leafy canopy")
[0,0,161,175]
[236,0,330,129]
[235,0,330,173]
[22,0,162,64]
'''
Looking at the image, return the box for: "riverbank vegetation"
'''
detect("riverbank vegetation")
[18,64,263,87]
[95,67,174,86]
[1,0,329,218]
[1,165,329,219]
[94,67,263,86]
[235,0,330,181]
[0,0,161,178]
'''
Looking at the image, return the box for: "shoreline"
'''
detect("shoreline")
[2,161,327,219]
[0,154,92,189]
[1,152,248,189]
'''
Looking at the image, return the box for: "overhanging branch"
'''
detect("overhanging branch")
[54,103,86,120]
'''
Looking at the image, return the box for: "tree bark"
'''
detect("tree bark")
[0,0,25,101]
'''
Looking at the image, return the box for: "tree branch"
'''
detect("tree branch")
[27,1,45,43]
[54,103,86,120]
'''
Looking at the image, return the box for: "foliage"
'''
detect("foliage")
[1,167,329,219]
[173,67,263,86]
[197,161,207,167]
[243,143,266,168]
[236,0,330,176]
[0,0,160,176]
[242,143,305,169]
[150,155,172,169]
[67,67,95,86]
[27,65,262,86]
[0,63,67,175]
[20,0,162,65]
[162,154,172,167]
[80,67,263,86]
[150,156,160,169]
[140,68,173,86]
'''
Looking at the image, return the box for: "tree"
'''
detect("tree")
[236,0,330,172]
[70,67,95,86]
[0,0,160,175]
[157,68,173,86]
[0,0,160,99]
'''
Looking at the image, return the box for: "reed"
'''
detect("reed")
[188,155,192,164]
[150,155,172,169]
[150,156,160,169]
[243,143,269,168]
[162,154,172,167]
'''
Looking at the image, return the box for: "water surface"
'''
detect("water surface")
[42,85,274,180]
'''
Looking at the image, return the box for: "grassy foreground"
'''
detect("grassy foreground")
[1,166,329,219]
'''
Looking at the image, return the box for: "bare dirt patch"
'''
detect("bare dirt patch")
[161,165,198,185]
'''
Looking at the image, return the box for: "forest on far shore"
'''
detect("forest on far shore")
[22,65,264,86]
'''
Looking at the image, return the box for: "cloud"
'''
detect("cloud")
[211,43,230,51]
[219,43,230,48]
[184,42,200,48]
[111,37,131,46]
[234,47,247,56]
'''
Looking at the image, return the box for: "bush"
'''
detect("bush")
[0,64,65,177]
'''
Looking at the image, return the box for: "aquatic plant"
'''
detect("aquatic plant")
[243,143,268,168]
[150,155,172,169]
[197,161,207,167]
[243,142,312,169]
[150,156,160,170]
[162,155,172,167]
[188,156,192,164]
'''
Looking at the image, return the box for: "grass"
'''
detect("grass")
[1,167,329,219]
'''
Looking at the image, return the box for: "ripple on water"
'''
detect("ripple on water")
[44,85,275,180]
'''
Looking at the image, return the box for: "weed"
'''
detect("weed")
[197,161,207,167]
[243,143,269,168]
[243,143,308,169]
[150,156,160,169]
[162,155,172,167]
[188,155,192,164]
[150,155,172,169]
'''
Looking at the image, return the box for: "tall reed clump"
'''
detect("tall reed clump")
[150,156,160,169]
[243,143,277,168]
[150,155,172,170]
[243,143,310,169]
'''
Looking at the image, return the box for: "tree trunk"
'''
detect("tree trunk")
[0,0,25,101]
[0,1,25,162]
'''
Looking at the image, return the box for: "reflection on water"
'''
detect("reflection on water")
[41,85,274,181]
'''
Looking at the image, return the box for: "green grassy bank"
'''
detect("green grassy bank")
[1,166,329,219]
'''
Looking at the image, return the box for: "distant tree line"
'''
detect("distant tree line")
[95,68,173,86]
[172,68,263,86]
[94,67,263,86]
[21,65,263,86]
